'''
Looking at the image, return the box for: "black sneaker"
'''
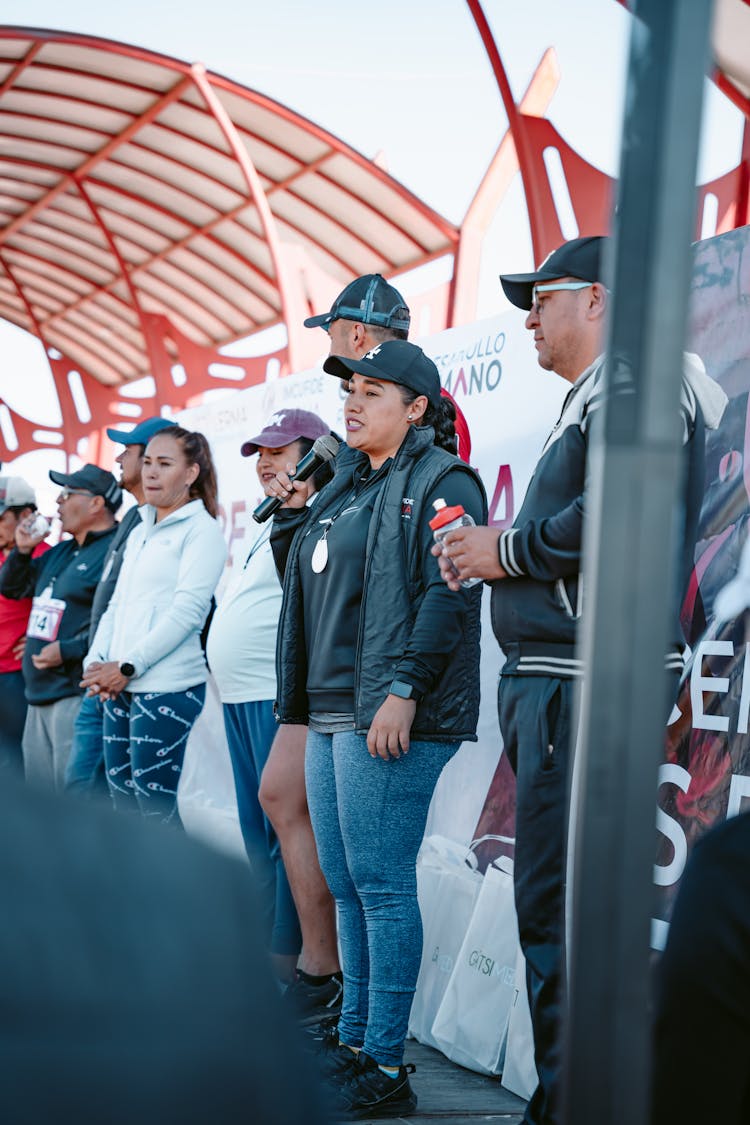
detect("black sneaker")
[334,1051,417,1120]
[284,971,343,1027]
[309,1021,361,1083]
[305,1013,340,1042]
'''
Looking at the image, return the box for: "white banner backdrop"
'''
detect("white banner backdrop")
[176,311,568,855]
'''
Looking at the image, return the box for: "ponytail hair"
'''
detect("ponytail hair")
[398,387,458,455]
[422,397,458,455]
[439,388,471,462]
[159,425,219,518]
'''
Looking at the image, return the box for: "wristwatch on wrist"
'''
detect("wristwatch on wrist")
[389,679,419,702]
[119,661,135,678]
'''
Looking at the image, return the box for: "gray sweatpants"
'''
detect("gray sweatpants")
[23,696,83,791]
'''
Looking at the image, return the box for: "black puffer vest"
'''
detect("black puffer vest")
[274,425,486,741]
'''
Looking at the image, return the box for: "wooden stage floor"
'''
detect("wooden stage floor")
[333,1039,527,1124]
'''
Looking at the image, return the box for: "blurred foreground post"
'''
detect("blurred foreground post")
[563,1,714,1123]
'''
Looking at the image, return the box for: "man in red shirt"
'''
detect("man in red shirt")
[0,476,48,773]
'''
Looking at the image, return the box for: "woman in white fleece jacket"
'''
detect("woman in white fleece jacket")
[82,426,227,823]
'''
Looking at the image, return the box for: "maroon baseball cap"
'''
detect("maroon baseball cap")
[240,408,330,457]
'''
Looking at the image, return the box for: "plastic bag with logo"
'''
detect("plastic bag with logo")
[501,944,537,1101]
[177,675,246,862]
[408,834,483,1049]
[430,853,519,1075]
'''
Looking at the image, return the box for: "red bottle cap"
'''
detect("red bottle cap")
[429,498,466,530]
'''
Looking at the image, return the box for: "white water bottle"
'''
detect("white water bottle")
[429,498,482,589]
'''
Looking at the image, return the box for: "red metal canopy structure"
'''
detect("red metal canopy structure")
[465,0,750,266]
[0,26,458,461]
[1,6,749,464]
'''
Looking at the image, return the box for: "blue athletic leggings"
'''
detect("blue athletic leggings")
[305,729,459,1067]
[103,685,206,824]
[222,700,301,957]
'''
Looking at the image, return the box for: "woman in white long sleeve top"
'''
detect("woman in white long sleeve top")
[82,426,227,823]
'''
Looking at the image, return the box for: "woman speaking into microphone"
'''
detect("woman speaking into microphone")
[267,340,486,1119]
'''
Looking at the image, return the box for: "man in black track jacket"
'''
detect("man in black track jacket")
[433,236,727,1125]
[0,464,120,790]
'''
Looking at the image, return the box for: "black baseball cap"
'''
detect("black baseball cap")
[304,274,410,333]
[49,464,122,510]
[324,339,441,408]
[499,235,610,310]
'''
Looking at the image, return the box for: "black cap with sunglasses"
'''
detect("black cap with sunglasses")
[49,465,122,512]
[499,235,610,311]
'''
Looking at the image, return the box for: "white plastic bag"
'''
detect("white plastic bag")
[430,854,519,1075]
[501,944,537,1101]
[408,835,483,1049]
[177,675,246,862]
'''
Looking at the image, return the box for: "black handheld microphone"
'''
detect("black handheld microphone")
[252,433,340,524]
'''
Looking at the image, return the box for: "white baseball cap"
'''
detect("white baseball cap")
[0,475,36,514]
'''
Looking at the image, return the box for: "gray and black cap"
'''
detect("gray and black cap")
[304,274,410,333]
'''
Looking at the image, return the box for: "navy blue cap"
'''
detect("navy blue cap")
[49,464,122,510]
[106,416,174,446]
[324,339,441,408]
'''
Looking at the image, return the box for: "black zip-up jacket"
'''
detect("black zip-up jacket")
[272,425,487,742]
[0,526,117,703]
[491,353,708,678]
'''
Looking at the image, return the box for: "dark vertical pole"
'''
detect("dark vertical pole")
[562,3,714,1124]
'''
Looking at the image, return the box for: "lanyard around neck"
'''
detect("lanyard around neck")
[243,525,271,569]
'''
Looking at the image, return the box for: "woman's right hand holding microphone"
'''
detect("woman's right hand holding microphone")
[264,467,314,510]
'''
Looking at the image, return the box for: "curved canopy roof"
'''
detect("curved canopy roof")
[0,11,748,463]
[0,27,458,387]
[712,0,750,114]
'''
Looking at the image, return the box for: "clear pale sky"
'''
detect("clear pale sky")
[0,1,743,483]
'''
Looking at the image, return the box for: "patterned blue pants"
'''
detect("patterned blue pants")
[103,685,206,824]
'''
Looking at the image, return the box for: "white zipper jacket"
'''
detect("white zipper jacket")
[85,499,227,693]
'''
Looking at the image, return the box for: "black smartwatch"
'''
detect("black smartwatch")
[389,679,419,701]
[119,661,135,678]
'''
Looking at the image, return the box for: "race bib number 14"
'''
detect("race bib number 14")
[27,594,66,641]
